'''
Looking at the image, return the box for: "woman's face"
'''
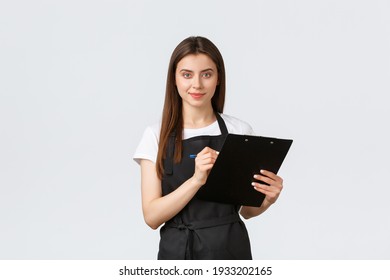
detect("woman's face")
[175,53,218,111]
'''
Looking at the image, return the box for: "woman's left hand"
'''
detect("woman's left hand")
[252,170,283,206]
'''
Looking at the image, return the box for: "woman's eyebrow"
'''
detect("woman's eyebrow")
[179,68,215,72]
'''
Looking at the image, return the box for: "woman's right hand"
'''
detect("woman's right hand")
[192,147,219,186]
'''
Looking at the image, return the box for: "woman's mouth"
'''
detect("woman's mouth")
[189,93,205,99]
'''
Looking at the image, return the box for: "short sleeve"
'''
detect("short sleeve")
[240,120,255,135]
[220,114,255,135]
[133,125,159,165]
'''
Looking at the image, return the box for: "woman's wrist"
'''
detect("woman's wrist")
[189,175,204,190]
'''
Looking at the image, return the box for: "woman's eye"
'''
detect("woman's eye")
[203,72,211,78]
[183,73,191,78]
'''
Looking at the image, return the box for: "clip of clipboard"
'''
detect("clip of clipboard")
[196,134,293,207]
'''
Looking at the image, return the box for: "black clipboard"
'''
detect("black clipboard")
[196,134,293,207]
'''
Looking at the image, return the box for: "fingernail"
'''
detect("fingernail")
[253,174,258,179]
[251,182,256,187]
[216,151,220,155]
[260,170,265,173]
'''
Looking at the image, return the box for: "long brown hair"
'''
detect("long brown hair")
[156,36,226,179]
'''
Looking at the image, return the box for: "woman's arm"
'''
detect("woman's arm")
[140,147,218,230]
[240,170,283,219]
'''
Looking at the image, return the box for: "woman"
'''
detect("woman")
[133,36,283,259]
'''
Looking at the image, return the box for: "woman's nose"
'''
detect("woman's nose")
[192,75,202,89]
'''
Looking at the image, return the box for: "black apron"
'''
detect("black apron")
[158,113,252,260]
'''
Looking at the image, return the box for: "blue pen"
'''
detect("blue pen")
[189,154,197,159]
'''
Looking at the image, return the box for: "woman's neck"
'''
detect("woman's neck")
[182,105,216,129]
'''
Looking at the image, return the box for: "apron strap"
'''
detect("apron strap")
[165,213,241,260]
[216,113,228,136]
[166,213,241,230]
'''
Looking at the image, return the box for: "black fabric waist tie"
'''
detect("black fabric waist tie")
[165,213,241,260]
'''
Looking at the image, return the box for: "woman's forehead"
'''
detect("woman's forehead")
[177,53,217,71]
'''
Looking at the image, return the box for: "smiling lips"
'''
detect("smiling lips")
[189,93,205,99]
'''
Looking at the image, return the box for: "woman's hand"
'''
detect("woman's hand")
[240,170,284,219]
[252,170,283,207]
[192,147,219,186]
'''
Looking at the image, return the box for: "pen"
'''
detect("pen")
[189,154,197,159]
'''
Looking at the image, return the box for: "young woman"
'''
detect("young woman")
[133,36,283,260]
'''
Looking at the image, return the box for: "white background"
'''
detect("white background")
[0,0,389,259]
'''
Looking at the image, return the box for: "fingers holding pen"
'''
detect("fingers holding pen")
[192,147,219,186]
[195,147,219,170]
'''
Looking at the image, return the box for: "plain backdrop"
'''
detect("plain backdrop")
[0,0,389,259]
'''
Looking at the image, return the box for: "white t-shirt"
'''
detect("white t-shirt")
[133,113,254,164]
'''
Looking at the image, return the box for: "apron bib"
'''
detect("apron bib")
[158,113,252,260]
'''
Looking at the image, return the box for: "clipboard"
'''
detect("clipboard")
[196,134,293,207]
